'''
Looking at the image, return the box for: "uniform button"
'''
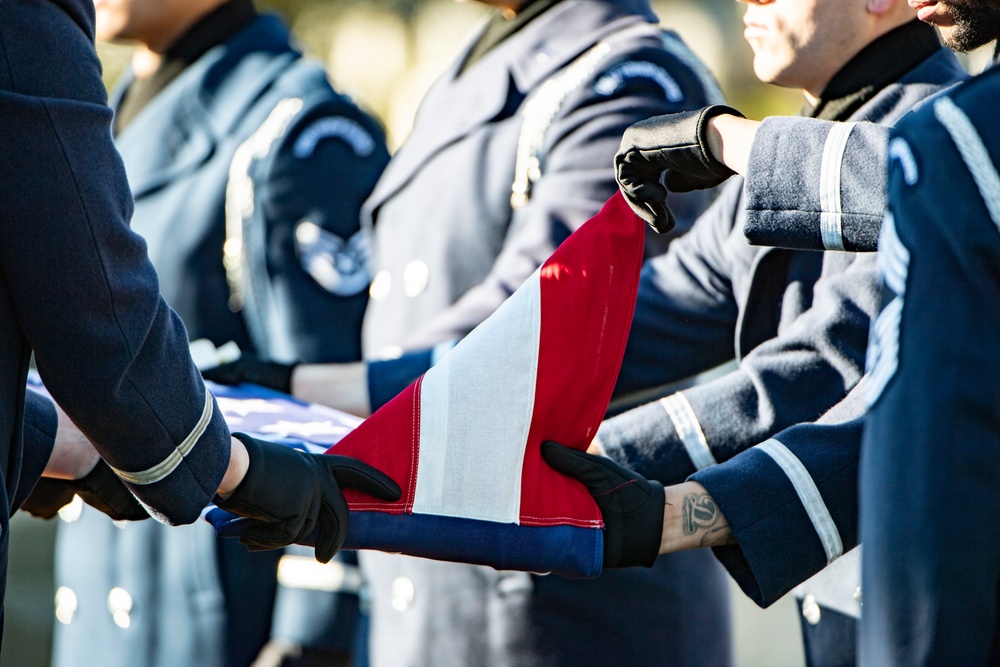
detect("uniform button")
[112,520,129,529]
[58,495,84,523]
[403,261,429,297]
[378,345,404,360]
[55,587,78,625]
[801,594,821,626]
[854,586,863,605]
[295,220,320,245]
[370,270,391,300]
[535,50,551,64]
[391,577,415,612]
[107,587,133,629]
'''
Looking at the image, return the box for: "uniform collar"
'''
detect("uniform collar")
[806,20,941,121]
[112,14,298,198]
[115,0,257,133]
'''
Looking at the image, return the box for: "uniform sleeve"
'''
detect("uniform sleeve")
[599,252,877,485]
[859,85,1000,666]
[13,390,59,512]
[691,383,866,608]
[743,117,892,252]
[396,44,726,352]
[0,11,230,524]
[255,94,390,364]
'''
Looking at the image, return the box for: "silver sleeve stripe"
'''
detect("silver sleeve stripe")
[659,392,716,470]
[112,391,215,486]
[819,122,858,251]
[757,439,844,564]
[934,97,1000,231]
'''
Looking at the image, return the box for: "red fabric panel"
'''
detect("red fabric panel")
[519,192,645,528]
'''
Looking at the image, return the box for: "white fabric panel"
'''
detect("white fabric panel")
[757,439,844,564]
[934,96,1000,231]
[819,122,858,251]
[413,271,542,524]
[660,392,716,470]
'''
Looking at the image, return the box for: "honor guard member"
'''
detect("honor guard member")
[591,0,965,665]
[208,0,736,664]
[860,4,1000,664]
[0,0,397,643]
[48,1,390,666]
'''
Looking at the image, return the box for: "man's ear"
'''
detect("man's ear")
[867,0,904,16]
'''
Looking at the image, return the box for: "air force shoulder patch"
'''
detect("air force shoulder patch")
[295,222,372,297]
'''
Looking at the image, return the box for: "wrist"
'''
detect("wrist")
[216,435,250,499]
[706,115,759,177]
[660,481,733,553]
[293,362,371,417]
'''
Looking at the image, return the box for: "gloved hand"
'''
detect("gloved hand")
[542,441,663,568]
[20,460,149,521]
[214,433,402,563]
[615,104,745,234]
[201,352,296,393]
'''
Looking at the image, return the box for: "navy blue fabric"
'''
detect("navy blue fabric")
[367,351,433,412]
[0,0,233,625]
[693,411,863,607]
[16,391,58,512]
[860,65,1000,666]
[800,604,857,667]
[355,2,734,664]
[52,13,388,667]
[344,513,602,578]
[598,48,964,489]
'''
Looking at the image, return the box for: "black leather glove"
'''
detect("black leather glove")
[215,433,402,563]
[615,104,745,234]
[20,460,149,521]
[202,353,296,393]
[542,441,663,568]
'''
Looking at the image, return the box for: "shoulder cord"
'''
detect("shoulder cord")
[511,28,725,209]
[224,97,304,359]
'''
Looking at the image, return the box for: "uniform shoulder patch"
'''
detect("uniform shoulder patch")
[294,221,371,297]
[293,117,377,159]
[593,61,683,102]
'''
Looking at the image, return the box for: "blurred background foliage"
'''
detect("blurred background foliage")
[97,0,805,150]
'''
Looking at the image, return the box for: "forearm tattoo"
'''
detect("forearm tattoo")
[682,493,733,547]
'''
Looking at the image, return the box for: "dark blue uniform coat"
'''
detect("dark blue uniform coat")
[596,46,964,667]
[356,0,734,664]
[0,0,233,625]
[860,60,1000,666]
[51,15,389,667]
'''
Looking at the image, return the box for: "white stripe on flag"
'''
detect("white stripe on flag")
[413,271,543,524]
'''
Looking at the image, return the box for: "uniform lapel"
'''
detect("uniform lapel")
[114,16,295,199]
[362,0,655,220]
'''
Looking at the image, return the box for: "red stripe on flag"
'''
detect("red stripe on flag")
[519,192,645,528]
[331,377,423,512]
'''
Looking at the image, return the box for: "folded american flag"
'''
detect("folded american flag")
[143,193,645,577]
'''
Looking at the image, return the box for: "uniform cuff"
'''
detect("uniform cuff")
[367,349,434,412]
[16,390,59,510]
[597,398,696,485]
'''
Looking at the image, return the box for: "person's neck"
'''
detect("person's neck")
[130,0,230,77]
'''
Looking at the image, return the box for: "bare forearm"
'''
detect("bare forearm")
[42,404,99,480]
[660,481,736,553]
[705,115,761,177]
[290,362,371,418]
